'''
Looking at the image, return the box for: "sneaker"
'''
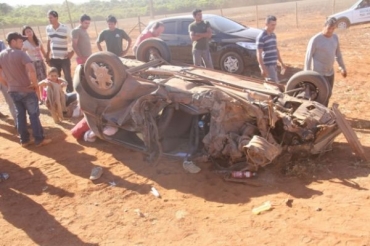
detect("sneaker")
[21,140,34,147]
[35,138,52,147]
[183,161,201,174]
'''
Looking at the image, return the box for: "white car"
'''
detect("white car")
[329,0,370,29]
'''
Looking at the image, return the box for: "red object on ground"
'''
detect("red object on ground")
[71,117,90,140]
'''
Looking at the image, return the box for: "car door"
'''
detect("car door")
[176,19,194,64]
[158,21,180,60]
[352,0,370,23]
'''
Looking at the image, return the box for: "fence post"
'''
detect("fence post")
[138,16,142,33]
[256,5,259,28]
[94,21,98,38]
[332,0,336,14]
[295,2,298,28]
[220,8,223,16]
[37,26,42,42]
[149,0,154,19]
[65,0,74,29]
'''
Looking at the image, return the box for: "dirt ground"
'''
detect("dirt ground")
[1,9,370,246]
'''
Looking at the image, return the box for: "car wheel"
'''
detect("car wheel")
[83,51,127,99]
[337,18,350,29]
[220,51,244,74]
[136,38,171,63]
[285,70,329,105]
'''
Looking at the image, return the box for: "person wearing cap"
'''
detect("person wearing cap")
[71,14,92,65]
[0,32,52,147]
[0,39,17,123]
[96,15,132,57]
[45,10,74,93]
[304,17,347,106]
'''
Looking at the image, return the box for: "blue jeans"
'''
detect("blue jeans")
[0,84,16,122]
[265,64,279,83]
[9,92,45,144]
[192,49,214,69]
[65,92,77,107]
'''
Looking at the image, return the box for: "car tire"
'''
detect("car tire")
[337,18,350,29]
[83,51,127,99]
[135,38,171,63]
[285,70,330,105]
[220,51,244,74]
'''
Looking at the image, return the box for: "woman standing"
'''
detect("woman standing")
[22,25,47,104]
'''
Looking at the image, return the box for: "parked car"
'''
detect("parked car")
[73,51,368,172]
[135,14,262,75]
[329,0,370,29]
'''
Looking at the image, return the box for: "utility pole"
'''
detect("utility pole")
[149,0,154,19]
[65,0,74,28]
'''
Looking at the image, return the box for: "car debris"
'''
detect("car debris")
[252,201,272,215]
[73,49,367,176]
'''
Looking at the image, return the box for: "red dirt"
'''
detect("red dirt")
[1,10,370,246]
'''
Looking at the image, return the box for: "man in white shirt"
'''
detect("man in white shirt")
[45,10,74,92]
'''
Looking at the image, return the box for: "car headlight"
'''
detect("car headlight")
[236,42,257,50]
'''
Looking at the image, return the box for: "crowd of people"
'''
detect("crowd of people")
[0,8,347,180]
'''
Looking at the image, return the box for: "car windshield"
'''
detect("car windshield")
[205,16,247,33]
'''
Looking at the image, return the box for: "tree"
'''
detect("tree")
[0,3,13,15]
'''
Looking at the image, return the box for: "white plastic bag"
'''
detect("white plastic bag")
[83,129,97,142]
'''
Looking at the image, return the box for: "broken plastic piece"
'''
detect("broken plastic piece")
[252,201,272,215]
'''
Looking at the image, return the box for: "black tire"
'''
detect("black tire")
[285,70,329,105]
[135,38,171,63]
[83,51,127,99]
[220,51,244,74]
[337,18,350,29]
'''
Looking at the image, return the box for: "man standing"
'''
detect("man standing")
[256,15,286,83]
[0,32,51,147]
[71,14,92,65]
[96,15,132,57]
[0,39,16,122]
[46,10,74,92]
[188,9,213,69]
[304,17,346,106]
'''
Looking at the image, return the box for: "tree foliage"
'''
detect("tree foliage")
[0,0,296,27]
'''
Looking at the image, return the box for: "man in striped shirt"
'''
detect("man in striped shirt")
[256,15,286,83]
[45,10,74,92]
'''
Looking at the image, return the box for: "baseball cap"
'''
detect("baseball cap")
[6,32,27,43]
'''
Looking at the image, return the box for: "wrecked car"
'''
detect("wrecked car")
[73,45,367,172]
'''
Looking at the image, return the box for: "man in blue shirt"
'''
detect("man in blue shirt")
[256,15,286,83]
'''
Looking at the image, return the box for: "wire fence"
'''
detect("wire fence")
[0,0,356,44]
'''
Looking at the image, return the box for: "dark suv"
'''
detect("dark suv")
[140,14,262,74]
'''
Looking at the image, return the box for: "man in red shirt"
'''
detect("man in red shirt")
[132,22,164,54]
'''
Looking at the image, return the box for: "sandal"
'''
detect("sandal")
[0,173,9,182]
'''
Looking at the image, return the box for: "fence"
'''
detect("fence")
[0,0,356,43]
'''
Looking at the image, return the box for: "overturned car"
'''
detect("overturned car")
[73,51,367,171]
